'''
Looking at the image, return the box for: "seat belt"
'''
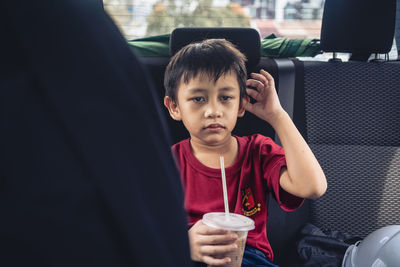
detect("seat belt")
[274,58,296,146]
[266,58,297,263]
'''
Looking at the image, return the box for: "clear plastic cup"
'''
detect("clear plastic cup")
[202,212,255,267]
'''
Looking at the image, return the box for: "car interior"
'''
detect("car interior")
[136,0,400,265]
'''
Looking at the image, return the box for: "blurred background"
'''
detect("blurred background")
[103,0,399,61]
[103,0,324,40]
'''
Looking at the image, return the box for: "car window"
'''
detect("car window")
[103,0,398,61]
[103,0,324,40]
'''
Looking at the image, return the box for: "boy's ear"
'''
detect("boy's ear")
[164,96,182,121]
[238,96,249,118]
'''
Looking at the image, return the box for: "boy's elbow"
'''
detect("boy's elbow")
[309,175,327,199]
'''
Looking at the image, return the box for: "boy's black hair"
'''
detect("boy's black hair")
[164,39,247,101]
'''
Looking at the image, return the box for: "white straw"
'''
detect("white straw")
[219,156,230,221]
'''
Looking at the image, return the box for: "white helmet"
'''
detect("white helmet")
[342,225,400,267]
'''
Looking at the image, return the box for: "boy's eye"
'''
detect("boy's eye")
[220,96,232,101]
[191,97,205,103]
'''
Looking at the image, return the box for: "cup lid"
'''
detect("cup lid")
[202,212,255,231]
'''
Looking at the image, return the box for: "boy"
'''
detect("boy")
[164,39,327,266]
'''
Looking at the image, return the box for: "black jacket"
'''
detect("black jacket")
[0,1,193,266]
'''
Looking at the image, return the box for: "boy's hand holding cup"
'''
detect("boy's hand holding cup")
[202,212,255,267]
[188,220,239,266]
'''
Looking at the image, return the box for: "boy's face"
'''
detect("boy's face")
[165,71,245,146]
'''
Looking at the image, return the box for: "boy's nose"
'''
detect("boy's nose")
[204,103,222,118]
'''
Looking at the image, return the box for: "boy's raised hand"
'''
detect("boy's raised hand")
[243,69,285,127]
[188,220,238,266]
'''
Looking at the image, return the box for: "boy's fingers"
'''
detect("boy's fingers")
[250,72,268,84]
[202,255,232,266]
[200,244,238,256]
[245,87,260,101]
[197,233,238,245]
[196,221,228,235]
[260,69,275,87]
[246,79,266,92]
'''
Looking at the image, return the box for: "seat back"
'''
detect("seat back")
[303,61,400,237]
[270,59,400,267]
[320,0,397,55]
[305,0,400,238]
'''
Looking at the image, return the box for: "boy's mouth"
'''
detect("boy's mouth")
[205,123,225,129]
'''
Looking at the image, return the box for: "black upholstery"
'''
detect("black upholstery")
[268,60,400,266]
[303,61,400,237]
[320,0,397,55]
[314,0,400,246]
[304,61,400,146]
[266,59,311,266]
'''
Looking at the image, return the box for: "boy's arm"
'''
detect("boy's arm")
[244,70,327,199]
[271,110,326,199]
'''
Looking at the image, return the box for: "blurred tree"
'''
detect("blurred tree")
[146,0,251,36]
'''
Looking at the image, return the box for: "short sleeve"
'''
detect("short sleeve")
[261,140,304,212]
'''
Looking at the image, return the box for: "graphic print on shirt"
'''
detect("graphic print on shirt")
[241,186,261,216]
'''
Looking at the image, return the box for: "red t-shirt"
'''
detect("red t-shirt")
[172,134,304,260]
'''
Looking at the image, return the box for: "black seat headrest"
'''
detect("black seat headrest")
[170,27,261,68]
[320,0,396,54]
